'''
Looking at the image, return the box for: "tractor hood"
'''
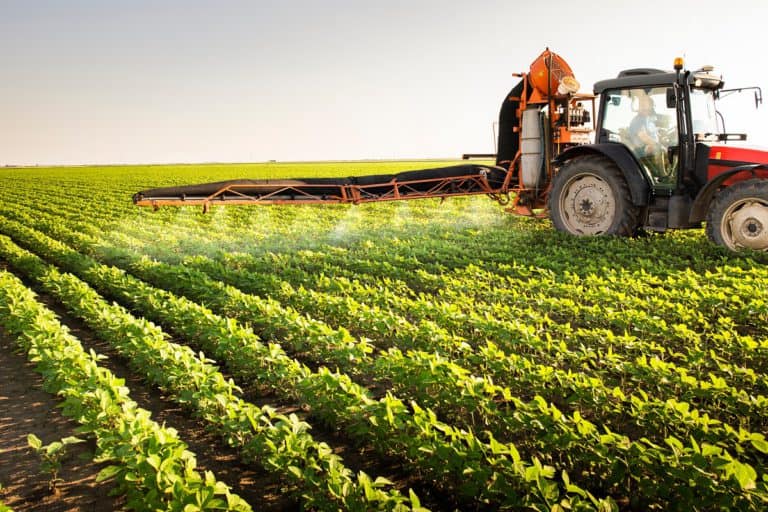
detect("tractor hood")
[706,145,768,181]
[709,145,768,166]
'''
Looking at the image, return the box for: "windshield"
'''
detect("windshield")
[690,88,719,140]
[600,86,679,184]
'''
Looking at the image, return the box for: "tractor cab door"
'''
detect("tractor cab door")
[599,86,679,188]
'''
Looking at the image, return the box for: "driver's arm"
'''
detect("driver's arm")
[635,125,659,154]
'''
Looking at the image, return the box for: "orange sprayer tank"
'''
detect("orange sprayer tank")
[529,48,579,98]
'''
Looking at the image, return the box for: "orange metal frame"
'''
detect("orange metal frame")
[497,67,596,216]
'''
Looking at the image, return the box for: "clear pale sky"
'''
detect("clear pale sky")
[2,0,768,166]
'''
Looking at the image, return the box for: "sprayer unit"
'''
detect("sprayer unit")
[134,49,768,252]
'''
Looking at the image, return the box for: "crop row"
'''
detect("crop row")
[0,269,253,511]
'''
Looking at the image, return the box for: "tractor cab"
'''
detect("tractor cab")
[593,65,725,193]
[598,80,680,188]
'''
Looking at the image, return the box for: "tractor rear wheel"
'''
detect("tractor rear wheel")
[549,155,640,236]
[706,179,768,251]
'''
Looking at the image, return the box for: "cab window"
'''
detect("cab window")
[601,87,679,184]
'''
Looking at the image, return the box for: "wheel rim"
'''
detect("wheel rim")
[559,173,616,235]
[720,197,768,251]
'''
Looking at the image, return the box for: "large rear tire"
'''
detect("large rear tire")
[706,179,768,251]
[549,155,640,236]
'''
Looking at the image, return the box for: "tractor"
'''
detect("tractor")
[134,49,768,251]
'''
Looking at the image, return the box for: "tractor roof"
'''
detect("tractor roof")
[594,68,723,94]
[594,69,678,94]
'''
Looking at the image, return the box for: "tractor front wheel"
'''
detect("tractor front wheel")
[549,155,639,237]
[706,179,768,251]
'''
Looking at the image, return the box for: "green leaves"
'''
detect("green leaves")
[95,464,123,483]
[26,433,42,451]
[723,459,758,490]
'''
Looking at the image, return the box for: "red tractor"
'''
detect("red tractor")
[135,50,768,251]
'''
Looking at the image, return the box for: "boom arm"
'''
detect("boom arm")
[133,164,510,212]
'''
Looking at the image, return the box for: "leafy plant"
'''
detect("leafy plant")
[26,433,85,493]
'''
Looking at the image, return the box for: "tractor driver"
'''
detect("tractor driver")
[629,95,661,158]
[628,94,669,180]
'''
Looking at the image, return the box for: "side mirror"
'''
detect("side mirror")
[666,88,677,108]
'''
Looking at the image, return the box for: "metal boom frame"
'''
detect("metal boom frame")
[134,172,501,213]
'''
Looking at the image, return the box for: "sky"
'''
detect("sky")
[2,0,768,166]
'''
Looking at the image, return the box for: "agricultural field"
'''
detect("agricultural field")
[0,161,767,512]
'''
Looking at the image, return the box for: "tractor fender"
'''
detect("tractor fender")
[554,144,650,206]
[689,164,768,223]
